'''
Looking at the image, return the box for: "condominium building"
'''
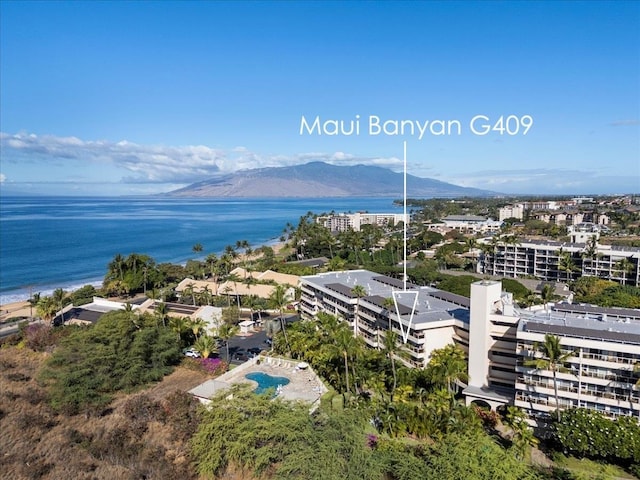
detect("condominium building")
[441,215,502,234]
[298,270,470,367]
[299,270,640,423]
[465,280,640,423]
[498,204,525,221]
[480,238,640,286]
[317,212,408,232]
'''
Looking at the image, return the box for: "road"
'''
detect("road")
[219,314,298,365]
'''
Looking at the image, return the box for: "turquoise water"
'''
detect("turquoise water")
[0,196,400,303]
[245,372,290,395]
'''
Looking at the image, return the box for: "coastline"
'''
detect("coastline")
[0,240,289,308]
[0,301,32,322]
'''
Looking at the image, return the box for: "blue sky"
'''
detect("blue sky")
[0,0,638,196]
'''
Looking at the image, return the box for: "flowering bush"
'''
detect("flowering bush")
[553,408,640,463]
[199,357,227,376]
[473,404,499,428]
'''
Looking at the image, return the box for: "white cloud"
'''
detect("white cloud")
[0,132,402,184]
[443,168,640,194]
[0,173,6,183]
[609,119,640,127]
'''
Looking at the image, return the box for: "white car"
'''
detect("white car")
[183,348,201,358]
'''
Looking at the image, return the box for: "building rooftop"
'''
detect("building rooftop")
[301,270,469,326]
[519,308,640,345]
[553,303,640,321]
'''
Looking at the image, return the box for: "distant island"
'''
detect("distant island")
[166,161,495,197]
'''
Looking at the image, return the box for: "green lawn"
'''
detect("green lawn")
[552,453,638,480]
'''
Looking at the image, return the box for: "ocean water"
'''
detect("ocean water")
[0,196,401,304]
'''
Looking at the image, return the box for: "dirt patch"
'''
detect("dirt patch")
[145,364,210,401]
[0,347,202,480]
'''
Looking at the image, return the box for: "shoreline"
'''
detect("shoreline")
[0,301,32,322]
[0,240,290,307]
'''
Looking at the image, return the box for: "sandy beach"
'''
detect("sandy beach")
[0,241,290,324]
[0,301,32,323]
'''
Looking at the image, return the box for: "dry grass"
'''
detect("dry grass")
[0,347,205,480]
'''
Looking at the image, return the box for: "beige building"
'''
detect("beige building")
[317,212,408,232]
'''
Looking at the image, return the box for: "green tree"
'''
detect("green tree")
[154,301,169,328]
[524,334,574,421]
[169,315,191,344]
[40,310,181,415]
[217,322,239,365]
[504,406,538,460]
[615,256,635,286]
[326,325,362,395]
[52,288,67,324]
[194,335,217,359]
[36,296,58,325]
[189,317,207,338]
[426,344,468,395]
[269,284,292,354]
[382,329,400,398]
[540,284,554,310]
[351,284,367,337]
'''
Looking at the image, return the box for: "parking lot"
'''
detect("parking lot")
[220,314,297,366]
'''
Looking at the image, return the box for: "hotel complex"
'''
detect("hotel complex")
[480,238,640,286]
[317,212,408,232]
[299,270,640,423]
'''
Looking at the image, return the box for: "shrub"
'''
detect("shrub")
[553,408,640,464]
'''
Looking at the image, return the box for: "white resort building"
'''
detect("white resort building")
[467,281,640,423]
[299,270,470,368]
[317,212,408,232]
[480,238,640,286]
[299,269,640,423]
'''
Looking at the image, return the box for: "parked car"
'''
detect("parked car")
[183,348,201,358]
[233,349,249,361]
[248,347,263,357]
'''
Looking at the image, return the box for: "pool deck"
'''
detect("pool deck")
[188,355,329,408]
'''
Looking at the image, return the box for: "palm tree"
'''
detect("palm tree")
[243,294,260,325]
[28,291,41,319]
[329,325,360,394]
[581,236,598,274]
[222,284,234,308]
[194,335,217,359]
[217,322,239,365]
[170,316,190,343]
[523,334,574,421]
[154,302,169,328]
[189,317,207,338]
[541,284,554,311]
[557,249,577,283]
[226,272,242,309]
[183,282,197,306]
[205,253,219,280]
[351,284,367,337]
[269,284,292,353]
[615,257,635,286]
[52,288,66,324]
[36,296,57,325]
[382,330,400,398]
[107,253,125,282]
[504,405,538,460]
[426,344,468,395]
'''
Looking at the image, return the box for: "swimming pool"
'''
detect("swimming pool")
[245,372,290,395]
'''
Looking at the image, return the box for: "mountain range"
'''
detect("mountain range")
[167,162,494,197]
